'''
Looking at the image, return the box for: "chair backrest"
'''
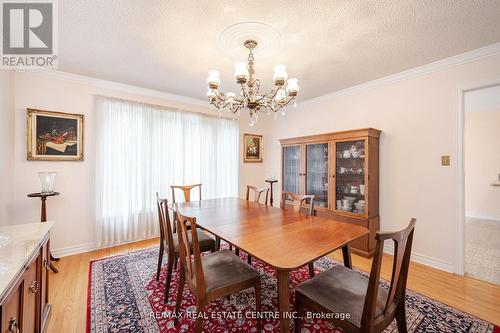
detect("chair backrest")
[361,218,416,327]
[281,192,315,215]
[175,209,206,293]
[156,193,175,253]
[171,183,202,203]
[246,185,269,205]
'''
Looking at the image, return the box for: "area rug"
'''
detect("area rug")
[87,246,499,332]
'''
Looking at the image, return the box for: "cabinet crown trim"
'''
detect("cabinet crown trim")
[279,128,381,145]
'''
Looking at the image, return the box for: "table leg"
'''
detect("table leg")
[342,244,352,269]
[277,270,290,333]
[40,197,47,222]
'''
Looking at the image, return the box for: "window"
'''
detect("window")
[95,96,239,246]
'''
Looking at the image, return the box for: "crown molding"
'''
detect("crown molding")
[14,69,207,107]
[301,42,500,105]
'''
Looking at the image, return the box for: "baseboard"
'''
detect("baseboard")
[384,245,454,273]
[52,242,97,258]
[52,239,455,273]
[51,235,160,258]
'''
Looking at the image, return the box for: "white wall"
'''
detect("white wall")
[0,70,15,225]
[257,53,500,272]
[11,71,214,254]
[465,106,500,221]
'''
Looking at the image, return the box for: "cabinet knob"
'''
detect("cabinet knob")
[9,318,20,333]
[30,280,39,294]
[43,258,48,268]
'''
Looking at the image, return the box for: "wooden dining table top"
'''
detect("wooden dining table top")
[169,197,368,270]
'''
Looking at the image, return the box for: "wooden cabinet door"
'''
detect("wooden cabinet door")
[39,243,49,330]
[282,145,303,197]
[331,137,369,218]
[1,282,23,333]
[304,142,329,209]
[22,260,38,333]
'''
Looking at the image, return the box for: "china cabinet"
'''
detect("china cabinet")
[280,128,381,257]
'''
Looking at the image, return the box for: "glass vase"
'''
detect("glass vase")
[38,172,57,194]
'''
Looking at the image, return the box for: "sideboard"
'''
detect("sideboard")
[280,128,381,257]
[0,222,53,333]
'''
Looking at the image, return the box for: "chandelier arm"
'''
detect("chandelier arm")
[213,90,229,102]
[231,104,242,114]
[240,83,249,99]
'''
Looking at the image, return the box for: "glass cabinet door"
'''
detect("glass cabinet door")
[305,143,329,208]
[335,140,366,215]
[283,145,301,194]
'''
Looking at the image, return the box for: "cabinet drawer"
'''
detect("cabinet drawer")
[23,259,38,333]
[1,281,23,333]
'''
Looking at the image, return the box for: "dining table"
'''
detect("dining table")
[170,197,368,332]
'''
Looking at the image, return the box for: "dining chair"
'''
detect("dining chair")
[281,192,316,277]
[155,193,216,303]
[281,191,315,215]
[174,210,262,333]
[294,218,416,333]
[171,183,202,203]
[170,183,207,235]
[246,185,269,205]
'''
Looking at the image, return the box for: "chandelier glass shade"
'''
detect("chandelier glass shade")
[206,40,299,126]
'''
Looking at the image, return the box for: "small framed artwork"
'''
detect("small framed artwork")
[27,108,84,161]
[243,133,263,163]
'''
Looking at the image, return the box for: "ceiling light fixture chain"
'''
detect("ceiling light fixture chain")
[206,39,299,126]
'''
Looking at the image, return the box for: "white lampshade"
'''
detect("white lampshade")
[286,78,299,96]
[206,70,220,88]
[273,64,288,84]
[234,62,249,82]
[275,89,286,103]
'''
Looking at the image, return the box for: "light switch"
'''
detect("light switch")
[441,156,450,166]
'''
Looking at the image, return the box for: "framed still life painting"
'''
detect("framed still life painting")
[243,133,263,163]
[27,108,84,161]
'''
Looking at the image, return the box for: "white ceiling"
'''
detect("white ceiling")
[58,0,500,101]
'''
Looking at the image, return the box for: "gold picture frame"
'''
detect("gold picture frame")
[243,133,263,163]
[27,108,84,161]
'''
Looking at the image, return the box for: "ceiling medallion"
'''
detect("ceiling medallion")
[206,39,299,126]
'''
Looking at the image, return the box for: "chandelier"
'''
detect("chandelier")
[206,39,299,126]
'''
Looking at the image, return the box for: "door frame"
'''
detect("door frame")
[456,79,500,275]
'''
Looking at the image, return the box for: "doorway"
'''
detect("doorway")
[463,84,500,284]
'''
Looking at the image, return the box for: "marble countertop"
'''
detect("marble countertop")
[0,222,53,302]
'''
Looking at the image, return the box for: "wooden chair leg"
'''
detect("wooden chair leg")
[174,270,185,326]
[215,236,221,251]
[235,248,240,256]
[395,303,408,333]
[229,244,233,251]
[294,293,304,333]
[308,262,314,277]
[156,245,164,281]
[254,280,262,331]
[342,244,352,269]
[247,255,252,265]
[195,299,207,333]
[164,256,175,303]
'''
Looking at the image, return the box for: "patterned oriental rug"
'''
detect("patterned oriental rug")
[87,246,499,332]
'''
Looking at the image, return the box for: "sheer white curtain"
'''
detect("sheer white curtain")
[95,96,239,247]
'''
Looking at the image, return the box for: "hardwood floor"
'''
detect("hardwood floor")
[46,239,500,332]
